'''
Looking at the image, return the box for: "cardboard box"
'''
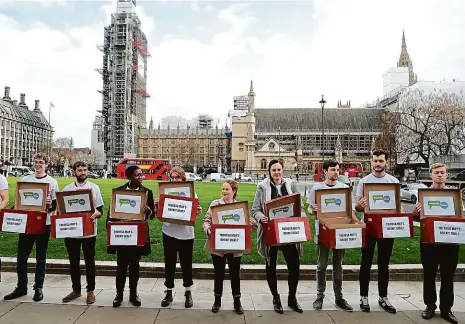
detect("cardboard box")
[316,187,366,249]
[56,189,94,215]
[0,209,47,234]
[110,189,147,221]
[264,193,302,220]
[157,194,199,226]
[210,224,252,253]
[364,213,414,238]
[363,183,401,214]
[51,213,95,238]
[418,188,465,244]
[158,181,195,198]
[107,221,148,246]
[211,201,250,225]
[265,217,311,246]
[15,182,49,212]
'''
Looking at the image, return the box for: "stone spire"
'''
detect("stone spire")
[397,30,417,85]
[149,116,154,131]
[248,80,255,114]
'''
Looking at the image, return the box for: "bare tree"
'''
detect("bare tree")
[51,137,74,167]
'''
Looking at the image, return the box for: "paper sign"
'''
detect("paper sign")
[215,228,245,250]
[423,196,456,216]
[63,194,92,213]
[433,221,465,244]
[114,194,142,214]
[320,193,346,213]
[277,221,307,243]
[162,197,193,221]
[217,208,246,225]
[55,217,84,238]
[164,186,191,198]
[368,190,396,210]
[269,203,294,220]
[2,212,27,233]
[110,225,138,245]
[335,228,362,249]
[382,216,411,238]
[19,188,44,206]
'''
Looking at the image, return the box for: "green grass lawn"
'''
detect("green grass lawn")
[1,177,464,264]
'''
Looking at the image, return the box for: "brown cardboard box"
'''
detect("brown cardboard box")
[110,188,147,221]
[264,193,301,220]
[158,181,195,198]
[211,201,250,225]
[56,189,94,215]
[15,182,49,212]
[363,183,401,214]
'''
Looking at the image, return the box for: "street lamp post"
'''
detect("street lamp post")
[319,95,326,163]
[278,127,281,159]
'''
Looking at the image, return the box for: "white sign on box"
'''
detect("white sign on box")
[320,193,346,213]
[277,221,307,243]
[19,188,44,207]
[164,186,191,198]
[162,197,193,221]
[55,217,84,238]
[110,225,138,245]
[368,190,396,210]
[423,196,456,216]
[335,228,362,249]
[382,216,411,238]
[63,194,92,213]
[215,228,245,250]
[114,194,142,214]
[2,212,27,233]
[433,221,465,244]
[217,208,246,225]
[270,203,294,220]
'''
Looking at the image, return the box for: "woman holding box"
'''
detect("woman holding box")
[251,159,303,314]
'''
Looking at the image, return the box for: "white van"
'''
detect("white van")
[9,166,33,177]
[209,173,231,182]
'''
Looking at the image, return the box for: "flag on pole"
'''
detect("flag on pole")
[49,102,54,123]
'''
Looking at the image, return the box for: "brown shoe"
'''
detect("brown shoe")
[86,291,96,304]
[62,291,81,303]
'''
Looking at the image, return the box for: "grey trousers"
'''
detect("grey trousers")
[316,242,345,300]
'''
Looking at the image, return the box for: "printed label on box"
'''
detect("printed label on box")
[382,216,411,238]
[277,221,307,243]
[162,198,193,221]
[335,228,362,249]
[433,221,465,244]
[217,208,246,225]
[270,203,294,220]
[114,194,142,214]
[2,212,27,233]
[320,193,347,213]
[368,190,396,210]
[63,194,92,213]
[55,217,84,238]
[19,188,44,207]
[215,228,245,250]
[164,187,191,198]
[110,225,138,245]
[423,197,456,216]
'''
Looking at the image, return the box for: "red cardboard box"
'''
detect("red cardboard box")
[0,209,47,234]
[210,224,252,253]
[157,194,199,226]
[418,188,465,244]
[364,213,414,238]
[107,221,148,246]
[51,213,95,238]
[265,217,311,246]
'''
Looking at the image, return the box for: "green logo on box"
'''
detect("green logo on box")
[167,191,186,197]
[119,198,136,208]
[23,192,40,200]
[428,200,449,209]
[221,214,241,223]
[372,195,390,203]
[324,198,342,206]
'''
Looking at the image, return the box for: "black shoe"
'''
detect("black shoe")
[288,296,303,313]
[113,292,123,308]
[161,290,173,307]
[441,310,458,324]
[422,307,435,320]
[360,296,370,312]
[184,290,193,308]
[273,295,283,314]
[211,296,221,313]
[335,298,353,312]
[313,296,323,310]
[129,293,141,307]
[234,297,244,315]
[32,288,43,302]
[3,287,27,301]
[378,297,396,314]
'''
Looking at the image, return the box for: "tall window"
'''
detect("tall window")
[260,159,267,169]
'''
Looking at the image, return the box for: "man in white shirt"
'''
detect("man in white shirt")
[61,161,103,305]
[3,153,59,302]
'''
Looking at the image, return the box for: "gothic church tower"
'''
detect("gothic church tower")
[397,30,418,85]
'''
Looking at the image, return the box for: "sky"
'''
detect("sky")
[1,0,464,147]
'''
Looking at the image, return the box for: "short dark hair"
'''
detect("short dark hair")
[73,161,87,171]
[33,152,50,165]
[323,159,339,171]
[371,148,389,160]
[125,165,140,179]
[268,159,283,179]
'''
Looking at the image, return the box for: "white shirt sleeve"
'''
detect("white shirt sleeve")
[0,175,8,190]
[307,186,316,206]
[355,179,364,200]
[50,179,58,200]
[93,185,104,208]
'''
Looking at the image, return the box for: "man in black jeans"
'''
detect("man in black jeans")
[4,153,58,302]
[61,161,104,305]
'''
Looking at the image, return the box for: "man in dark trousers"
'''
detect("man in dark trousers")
[106,165,155,307]
[412,163,459,324]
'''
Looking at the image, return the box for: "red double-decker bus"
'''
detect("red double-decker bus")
[116,158,172,180]
[313,161,363,182]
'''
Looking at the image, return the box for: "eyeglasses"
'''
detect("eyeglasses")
[34,161,45,165]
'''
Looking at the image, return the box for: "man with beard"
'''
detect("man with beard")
[354,148,401,314]
[61,161,104,305]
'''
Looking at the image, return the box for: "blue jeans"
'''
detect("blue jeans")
[17,225,51,290]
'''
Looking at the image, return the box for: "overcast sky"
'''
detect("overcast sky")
[1,0,464,147]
